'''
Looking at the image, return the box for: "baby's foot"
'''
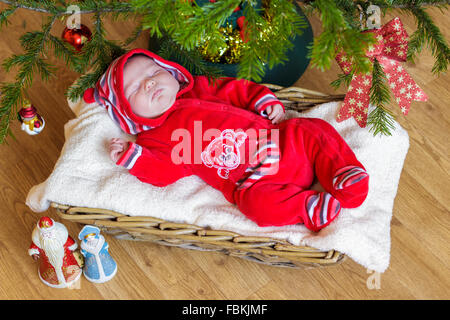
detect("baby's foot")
[305,192,341,232]
[333,166,369,190]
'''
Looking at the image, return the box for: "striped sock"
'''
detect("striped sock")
[333,166,369,190]
[305,192,341,231]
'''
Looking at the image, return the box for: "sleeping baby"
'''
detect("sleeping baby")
[83,48,369,232]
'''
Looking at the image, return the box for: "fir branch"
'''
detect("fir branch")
[0,82,21,143]
[0,0,133,141]
[368,58,396,136]
[369,59,391,107]
[308,0,347,71]
[262,0,308,68]
[123,21,144,47]
[380,0,450,9]
[330,72,353,89]
[405,6,450,74]
[238,2,270,81]
[47,34,84,73]
[334,0,360,29]
[339,29,376,73]
[65,10,127,102]
[0,0,132,15]
[66,67,104,102]
[367,105,396,136]
[239,44,267,82]
[0,0,448,144]
[0,5,16,28]
[0,14,58,142]
[172,0,241,51]
[157,36,223,80]
[75,11,110,73]
[0,0,56,14]
[308,0,376,73]
[134,0,307,82]
[237,0,307,81]
[133,0,185,38]
[1,14,58,85]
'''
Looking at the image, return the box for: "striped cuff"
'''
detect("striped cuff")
[116,142,143,170]
[333,166,368,190]
[254,94,280,116]
[306,192,341,232]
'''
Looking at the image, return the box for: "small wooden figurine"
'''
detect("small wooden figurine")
[78,225,117,283]
[28,216,82,288]
[18,100,45,135]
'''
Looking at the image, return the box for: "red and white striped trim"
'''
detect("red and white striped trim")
[306,192,341,231]
[116,142,143,170]
[333,165,368,190]
[254,93,279,116]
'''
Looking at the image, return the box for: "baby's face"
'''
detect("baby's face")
[123,55,180,118]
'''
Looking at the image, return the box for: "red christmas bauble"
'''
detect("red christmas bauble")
[61,24,92,51]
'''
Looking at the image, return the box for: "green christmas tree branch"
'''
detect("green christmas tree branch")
[367,59,396,136]
[307,0,376,73]
[404,5,450,74]
[134,0,307,82]
[330,72,354,89]
[316,0,449,136]
[156,35,224,82]
[0,5,15,27]
[66,10,127,101]
[237,0,307,81]
[0,0,449,142]
[0,14,58,143]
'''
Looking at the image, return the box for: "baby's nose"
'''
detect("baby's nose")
[144,78,156,90]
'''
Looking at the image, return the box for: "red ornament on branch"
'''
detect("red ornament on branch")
[61,24,92,52]
[335,17,428,128]
[236,15,248,43]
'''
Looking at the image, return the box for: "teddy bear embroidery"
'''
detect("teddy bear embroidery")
[201,129,248,179]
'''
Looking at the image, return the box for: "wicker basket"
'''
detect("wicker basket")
[52,84,346,269]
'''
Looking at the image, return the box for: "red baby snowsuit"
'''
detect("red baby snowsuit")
[84,48,369,232]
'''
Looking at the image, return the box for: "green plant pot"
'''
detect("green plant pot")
[149,3,313,87]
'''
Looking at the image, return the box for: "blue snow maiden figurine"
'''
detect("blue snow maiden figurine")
[78,225,117,283]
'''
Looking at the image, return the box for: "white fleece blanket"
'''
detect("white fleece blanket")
[26,97,409,273]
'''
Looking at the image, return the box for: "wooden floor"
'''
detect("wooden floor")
[0,5,448,300]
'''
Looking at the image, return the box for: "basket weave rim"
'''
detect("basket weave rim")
[51,202,346,267]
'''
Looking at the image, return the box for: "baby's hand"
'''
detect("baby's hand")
[265,104,285,124]
[109,138,129,163]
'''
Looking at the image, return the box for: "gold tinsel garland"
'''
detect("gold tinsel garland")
[198,23,244,64]
[198,22,276,64]
[198,0,275,65]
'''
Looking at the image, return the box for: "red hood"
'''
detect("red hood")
[84,48,194,134]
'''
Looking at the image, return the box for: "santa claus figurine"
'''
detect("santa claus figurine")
[28,216,82,288]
